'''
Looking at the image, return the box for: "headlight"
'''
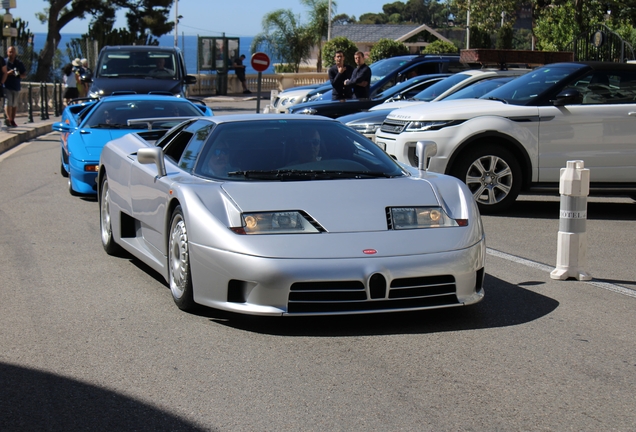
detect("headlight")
[405,120,455,132]
[281,98,296,106]
[350,123,381,134]
[297,108,317,115]
[389,207,467,229]
[231,211,323,235]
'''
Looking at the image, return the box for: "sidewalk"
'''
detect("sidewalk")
[0,113,61,156]
[0,94,271,156]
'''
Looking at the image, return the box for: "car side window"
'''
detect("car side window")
[570,70,636,105]
[177,121,215,172]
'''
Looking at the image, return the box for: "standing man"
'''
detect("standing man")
[345,51,372,99]
[0,52,7,126]
[5,46,26,128]
[328,50,353,101]
[232,54,251,94]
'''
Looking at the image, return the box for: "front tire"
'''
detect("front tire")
[99,175,122,255]
[451,144,522,214]
[168,206,196,311]
[60,150,69,178]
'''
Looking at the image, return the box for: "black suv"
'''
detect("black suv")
[302,54,470,102]
[89,45,197,98]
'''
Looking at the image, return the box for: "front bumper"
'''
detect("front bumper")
[189,238,486,316]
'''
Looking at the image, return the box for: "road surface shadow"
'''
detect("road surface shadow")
[201,274,559,337]
[491,198,635,221]
[0,363,211,432]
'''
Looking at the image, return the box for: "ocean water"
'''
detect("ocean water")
[33,33,278,75]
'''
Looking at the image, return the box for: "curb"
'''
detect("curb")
[0,122,55,156]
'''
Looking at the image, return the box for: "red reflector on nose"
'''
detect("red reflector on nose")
[363,249,377,255]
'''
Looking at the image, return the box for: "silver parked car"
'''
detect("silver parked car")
[98,115,485,315]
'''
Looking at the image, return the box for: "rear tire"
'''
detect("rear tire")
[168,206,196,311]
[451,144,522,214]
[99,175,122,255]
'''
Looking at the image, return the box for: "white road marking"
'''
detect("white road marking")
[487,248,636,299]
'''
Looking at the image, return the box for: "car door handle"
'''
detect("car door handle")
[629,112,636,116]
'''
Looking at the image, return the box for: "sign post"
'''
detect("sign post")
[250,52,270,113]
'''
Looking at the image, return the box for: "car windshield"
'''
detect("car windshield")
[85,99,202,129]
[369,57,415,85]
[195,120,407,180]
[480,64,584,105]
[443,77,516,101]
[411,73,471,102]
[97,51,178,79]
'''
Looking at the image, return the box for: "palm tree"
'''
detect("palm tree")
[251,9,314,73]
[300,0,336,72]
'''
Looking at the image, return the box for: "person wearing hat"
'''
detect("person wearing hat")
[79,58,92,97]
[72,58,85,98]
[4,46,26,128]
[62,63,79,105]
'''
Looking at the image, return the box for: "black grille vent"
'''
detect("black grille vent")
[380,119,408,134]
[287,275,458,314]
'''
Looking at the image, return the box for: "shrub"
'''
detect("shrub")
[496,24,514,49]
[369,38,409,63]
[422,40,459,54]
[322,37,358,68]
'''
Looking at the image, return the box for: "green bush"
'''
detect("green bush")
[496,24,514,49]
[422,40,458,54]
[469,26,492,49]
[322,37,358,68]
[274,64,297,73]
[368,38,409,63]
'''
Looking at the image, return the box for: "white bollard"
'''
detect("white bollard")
[550,160,592,281]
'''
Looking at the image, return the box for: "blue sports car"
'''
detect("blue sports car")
[54,94,213,195]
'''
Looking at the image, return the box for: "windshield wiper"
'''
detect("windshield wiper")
[484,96,509,104]
[227,169,394,180]
[90,123,129,129]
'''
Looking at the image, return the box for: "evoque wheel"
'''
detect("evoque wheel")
[451,144,522,214]
[168,206,196,311]
[99,175,122,255]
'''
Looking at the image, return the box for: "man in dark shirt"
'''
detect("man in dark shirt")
[4,46,26,127]
[232,54,251,94]
[345,51,372,99]
[328,51,353,100]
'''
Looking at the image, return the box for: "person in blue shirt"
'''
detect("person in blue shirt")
[345,51,372,99]
[4,46,27,128]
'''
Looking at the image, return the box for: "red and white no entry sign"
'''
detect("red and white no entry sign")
[251,52,270,73]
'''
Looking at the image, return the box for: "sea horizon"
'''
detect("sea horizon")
[32,32,276,75]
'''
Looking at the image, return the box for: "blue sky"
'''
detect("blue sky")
[16,0,391,36]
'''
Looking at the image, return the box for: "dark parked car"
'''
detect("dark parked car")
[288,74,451,118]
[89,45,197,98]
[302,54,470,102]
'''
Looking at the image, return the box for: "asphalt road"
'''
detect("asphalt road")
[1,130,635,431]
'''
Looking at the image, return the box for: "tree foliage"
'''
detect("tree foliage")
[252,9,314,73]
[450,0,519,33]
[34,0,174,81]
[422,39,459,54]
[300,0,335,72]
[369,38,409,63]
[322,37,358,68]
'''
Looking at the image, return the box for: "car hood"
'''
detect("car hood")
[370,100,428,111]
[386,98,535,121]
[69,129,144,161]
[91,77,183,96]
[221,176,442,233]
[185,173,482,258]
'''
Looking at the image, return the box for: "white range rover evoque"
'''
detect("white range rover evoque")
[375,61,636,213]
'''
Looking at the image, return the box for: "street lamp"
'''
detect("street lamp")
[174,0,179,47]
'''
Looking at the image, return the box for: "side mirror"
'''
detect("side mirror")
[553,89,582,106]
[52,122,73,133]
[185,75,197,85]
[137,147,166,178]
[416,141,437,173]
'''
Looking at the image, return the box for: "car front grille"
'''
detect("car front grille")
[287,274,458,314]
[273,97,280,107]
[380,119,409,134]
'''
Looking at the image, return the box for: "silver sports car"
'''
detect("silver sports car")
[98,115,485,316]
